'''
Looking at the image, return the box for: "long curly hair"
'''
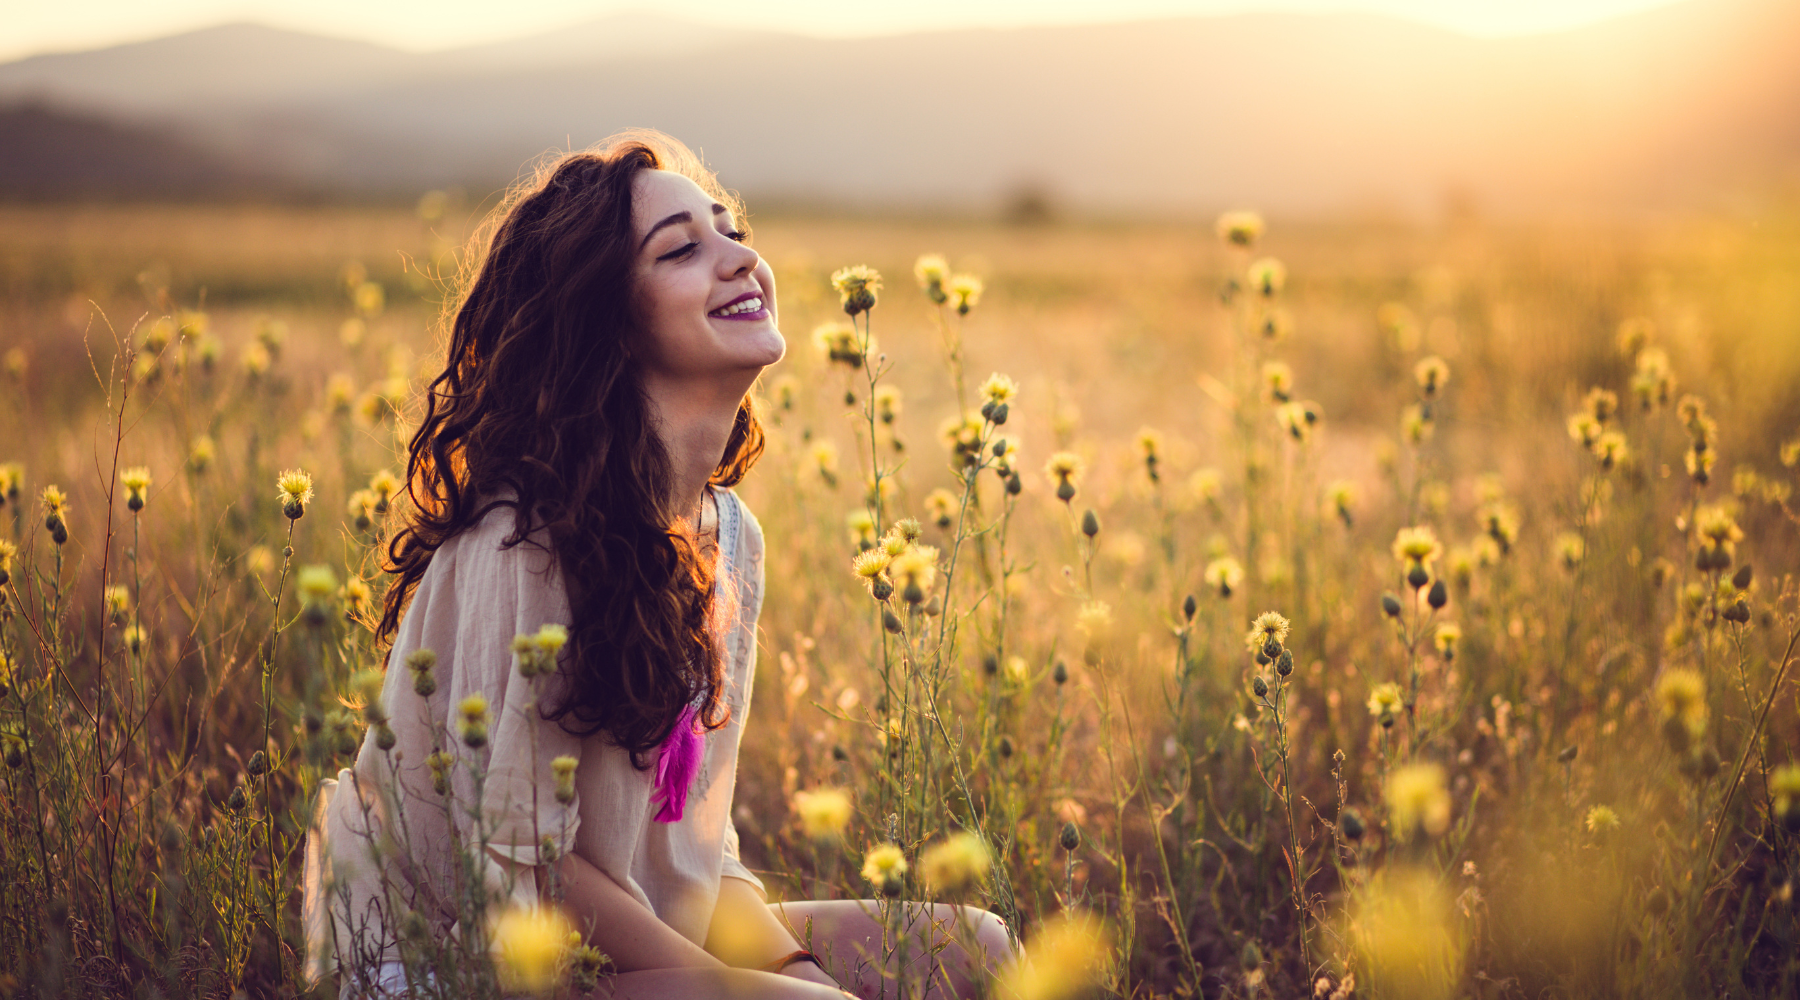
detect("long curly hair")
[375,130,765,767]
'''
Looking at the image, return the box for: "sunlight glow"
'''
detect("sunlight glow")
[3,0,1690,62]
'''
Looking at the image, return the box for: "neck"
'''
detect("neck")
[642,373,750,524]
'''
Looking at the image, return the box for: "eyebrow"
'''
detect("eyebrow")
[641,203,730,250]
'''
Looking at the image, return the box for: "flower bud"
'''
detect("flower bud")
[1732,565,1753,590]
[1240,941,1263,972]
[1407,564,1430,590]
[1056,479,1076,503]
[998,736,1014,758]
[982,653,999,676]
[1053,661,1069,685]
[1276,649,1294,676]
[247,750,269,778]
[1059,821,1081,851]
[1252,676,1269,698]
[1263,638,1281,661]
[1723,600,1750,624]
[226,785,248,813]
[1080,509,1100,538]
[883,608,904,634]
[1558,744,1578,764]
[1427,579,1448,610]
[1005,472,1022,496]
[1381,594,1402,618]
[375,724,396,751]
[1339,807,1365,841]
[1182,594,1197,622]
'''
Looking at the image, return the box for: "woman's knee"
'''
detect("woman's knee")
[946,906,1017,969]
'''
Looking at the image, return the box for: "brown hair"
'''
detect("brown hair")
[376,130,765,766]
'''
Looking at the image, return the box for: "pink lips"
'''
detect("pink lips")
[709,290,769,322]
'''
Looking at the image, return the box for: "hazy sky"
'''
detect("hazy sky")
[2,0,1686,61]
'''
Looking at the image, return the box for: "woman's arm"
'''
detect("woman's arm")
[707,875,842,991]
[512,851,724,972]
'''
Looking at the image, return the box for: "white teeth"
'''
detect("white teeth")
[712,297,762,317]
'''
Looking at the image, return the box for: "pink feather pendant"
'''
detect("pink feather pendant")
[651,703,703,822]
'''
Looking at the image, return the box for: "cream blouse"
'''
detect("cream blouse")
[302,487,765,980]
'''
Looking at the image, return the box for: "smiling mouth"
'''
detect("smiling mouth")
[709,295,766,319]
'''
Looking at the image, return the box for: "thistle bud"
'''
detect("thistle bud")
[1723,600,1750,624]
[1080,509,1100,538]
[1263,638,1281,661]
[1252,676,1269,698]
[1381,594,1402,618]
[226,785,248,813]
[1006,472,1022,496]
[1059,821,1081,851]
[1339,807,1365,841]
[1182,594,1197,622]
[1427,579,1448,610]
[1240,941,1263,972]
[1053,661,1069,685]
[1276,649,1294,676]
[1558,744,1578,764]
[871,577,894,602]
[998,736,1014,758]
[990,403,1009,426]
[552,755,578,805]
[247,750,269,778]
[1407,564,1430,590]
[375,724,396,751]
[982,653,999,676]
[1056,479,1076,503]
[407,648,438,697]
[883,609,904,634]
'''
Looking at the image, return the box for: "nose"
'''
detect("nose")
[717,233,759,279]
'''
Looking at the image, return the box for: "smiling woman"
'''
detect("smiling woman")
[301,130,1014,999]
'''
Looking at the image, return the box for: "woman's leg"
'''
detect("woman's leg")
[767,899,1018,1000]
[594,967,847,1000]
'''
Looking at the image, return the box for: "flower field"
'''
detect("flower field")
[1,199,1799,998]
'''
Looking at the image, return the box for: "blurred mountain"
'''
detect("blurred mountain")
[1,1,1796,215]
[0,101,288,199]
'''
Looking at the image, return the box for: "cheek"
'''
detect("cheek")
[637,271,714,363]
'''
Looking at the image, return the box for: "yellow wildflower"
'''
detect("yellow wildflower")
[490,904,574,996]
[1386,762,1451,838]
[862,843,908,890]
[793,787,852,840]
[830,265,882,316]
[920,832,991,894]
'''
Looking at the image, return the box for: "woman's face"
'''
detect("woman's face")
[629,169,785,391]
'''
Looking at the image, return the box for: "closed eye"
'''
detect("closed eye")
[657,242,698,262]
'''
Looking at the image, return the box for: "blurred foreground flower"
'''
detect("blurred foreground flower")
[1385,763,1451,839]
[792,787,852,841]
[921,831,991,894]
[996,912,1112,1000]
[1349,867,1464,1000]
[490,905,574,996]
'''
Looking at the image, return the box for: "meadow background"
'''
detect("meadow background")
[4,1,1800,997]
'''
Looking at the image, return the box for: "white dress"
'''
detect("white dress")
[301,486,766,990]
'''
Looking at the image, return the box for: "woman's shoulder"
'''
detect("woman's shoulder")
[432,491,561,589]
